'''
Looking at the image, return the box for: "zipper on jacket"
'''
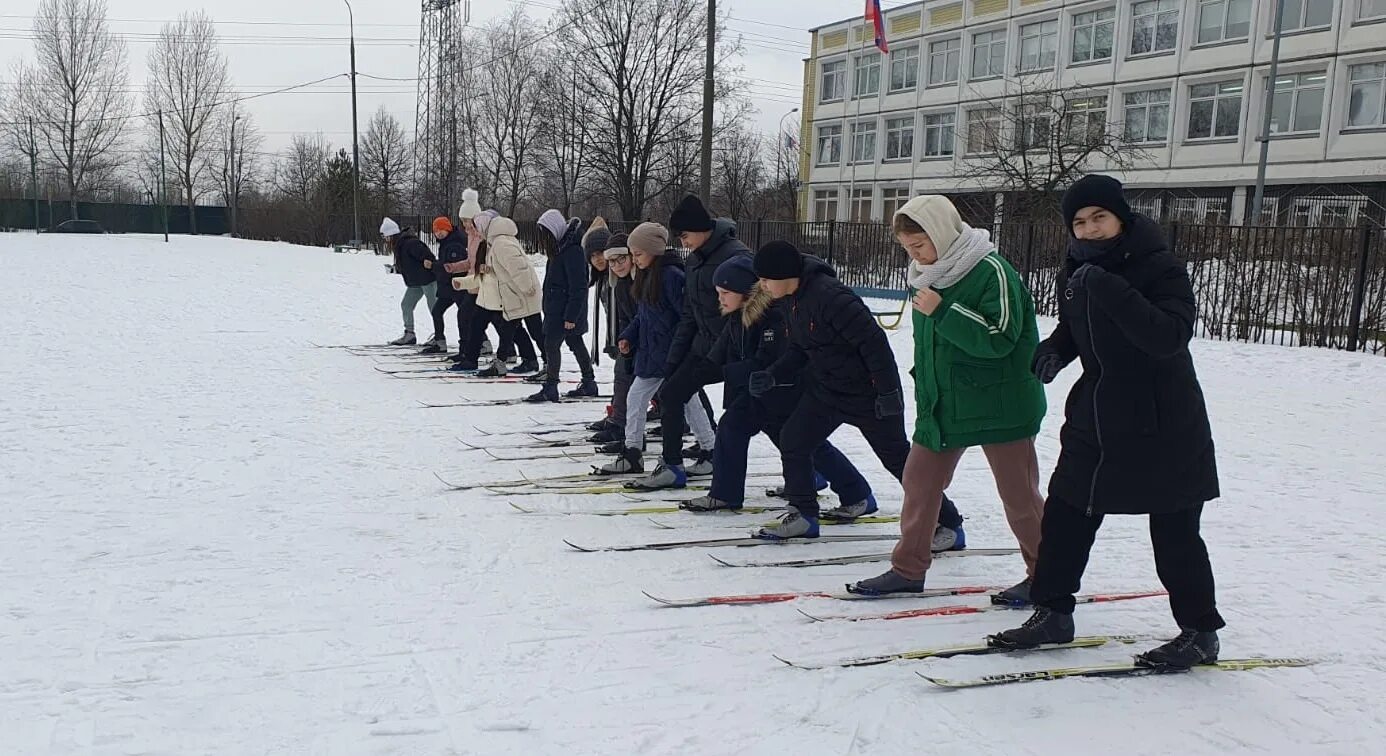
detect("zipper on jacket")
[1084,293,1104,518]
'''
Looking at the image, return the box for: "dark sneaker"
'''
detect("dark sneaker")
[476,361,507,378]
[588,427,624,444]
[991,577,1033,607]
[679,495,743,512]
[524,370,549,384]
[593,439,625,454]
[523,384,561,403]
[388,331,416,346]
[447,362,478,373]
[1135,630,1219,670]
[512,360,541,374]
[566,380,599,398]
[988,607,1076,649]
[587,417,613,432]
[847,569,924,595]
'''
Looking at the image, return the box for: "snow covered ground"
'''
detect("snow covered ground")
[2,232,1384,755]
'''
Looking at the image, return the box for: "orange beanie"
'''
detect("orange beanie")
[432,216,454,235]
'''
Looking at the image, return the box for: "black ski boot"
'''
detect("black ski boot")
[588,427,624,444]
[991,577,1033,607]
[587,417,613,432]
[524,384,561,403]
[679,495,742,512]
[566,380,599,398]
[847,569,925,595]
[594,439,625,454]
[1135,630,1219,670]
[987,607,1076,649]
[512,359,541,375]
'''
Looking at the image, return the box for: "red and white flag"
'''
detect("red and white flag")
[865,0,888,54]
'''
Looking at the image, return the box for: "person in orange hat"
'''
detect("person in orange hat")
[422,215,470,354]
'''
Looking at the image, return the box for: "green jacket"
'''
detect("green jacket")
[911,252,1046,451]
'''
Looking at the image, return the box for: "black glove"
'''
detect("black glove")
[1031,348,1064,384]
[1067,263,1102,291]
[604,345,619,360]
[874,389,904,419]
[748,370,775,398]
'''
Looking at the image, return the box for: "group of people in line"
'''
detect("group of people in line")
[376,176,1225,671]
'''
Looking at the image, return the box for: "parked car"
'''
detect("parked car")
[50,219,106,234]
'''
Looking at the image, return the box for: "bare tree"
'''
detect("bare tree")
[273,133,332,243]
[143,11,230,233]
[535,58,593,217]
[217,106,262,236]
[712,121,767,221]
[360,106,411,212]
[473,7,547,217]
[13,0,131,217]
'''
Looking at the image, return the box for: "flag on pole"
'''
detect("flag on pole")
[865,0,888,54]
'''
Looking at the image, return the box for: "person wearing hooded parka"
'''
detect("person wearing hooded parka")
[990,174,1224,671]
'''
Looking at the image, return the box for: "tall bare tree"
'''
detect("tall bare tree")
[712,120,766,221]
[144,11,230,233]
[13,0,131,217]
[534,58,593,217]
[473,7,547,217]
[217,106,262,236]
[360,106,411,212]
[274,133,332,243]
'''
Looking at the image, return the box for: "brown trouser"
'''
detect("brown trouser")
[890,437,1045,581]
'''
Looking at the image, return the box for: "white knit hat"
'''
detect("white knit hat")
[379,217,401,237]
[458,188,482,220]
[894,195,964,256]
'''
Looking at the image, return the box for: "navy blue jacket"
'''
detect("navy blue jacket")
[435,233,468,291]
[707,289,797,417]
[620,261,686,379]
[542,218,590,337]
[393,230,437,287]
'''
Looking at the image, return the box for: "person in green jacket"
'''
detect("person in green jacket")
[849,195,1047,601]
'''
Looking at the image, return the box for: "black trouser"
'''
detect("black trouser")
[775,391,962,523]
[465,308,537,365]
[1030,499,1225,631]
[657,356,724,465]
[432,290,476,350]
[611,355,634,427]
[544,331,595,386]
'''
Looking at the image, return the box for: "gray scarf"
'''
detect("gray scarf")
[906,226,995,291]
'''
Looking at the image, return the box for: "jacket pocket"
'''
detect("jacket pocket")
[950,361,1007,423]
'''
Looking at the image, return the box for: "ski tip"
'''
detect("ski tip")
[563,539,596,553]
[707,554,737,567]
[508,502,532,514]
[771,654,803,669]
[915,672,961,688]
[641,591,676,606]
[794,607,825,623]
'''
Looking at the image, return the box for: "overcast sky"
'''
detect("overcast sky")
[0,0,887,155]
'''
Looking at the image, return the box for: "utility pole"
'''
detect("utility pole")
[1250,0,1287,225]
[345,0,362,247]
[159,110,169,242]
[229,112,240,237]
[28,118,39,233]
[700,0,715,202]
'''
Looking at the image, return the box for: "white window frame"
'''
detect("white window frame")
[1071,7,1115,64]
[927,37,961,87]
[820,60,846,103]
[1129,195,1164,220]
[1187,80,1245,140]
[1123,88,1172,144]
[1267,71,1327,135]
[1347,62,1386,128]
[971,29,1008,80]
[1274,0,1336,33]
[1065,95,1109,143]
[889,45,920,93]
[849,187,875,222]
[850,120,878,163]
[816,124,843,166]
[1361,0,1386,23]
[813,189,840,221]
[884,116,916,160]
[922,111,957,157]
[1131,0,1181,56]
[1019,19,1059,73]
[853,53,882,99]
[1017,102,1053,150]
[1170,197,1230,223]
[966,108,1002,154]
[1196,0,1252,45]
[881,187,912,220]
[1290,197,1366,226]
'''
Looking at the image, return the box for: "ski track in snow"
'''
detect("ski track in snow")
[1,233,1383,754]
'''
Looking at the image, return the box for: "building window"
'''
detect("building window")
[922,112,956,157]
[889,45,920,92]
[966,108,1001,153]
[1187,80,1244,139]
[881,187,912,219]
[820,60,845,102]
[816,124,842,165]
[1196,0,1251,44]
[1129,195,1164,220]
[928,38,961,86]
[1132,0,1180,55]
[854,53,881,98]
[1268,71,1327,134]
[884,117,916,160]
[1124,88,1171,143]
[1348,63,1386,127]
[971,30,1007,79]
[1071,8,1115,64]
[851,121,878,162]
[1277,0,1335,32]
[1019,20,1059,72]
[813,189,839,221]
[849,188,874,222]
[1362,0,1386,22]
[1170,197,1230,223]
[1066,95,1109,142]
[1018,103,1052,150]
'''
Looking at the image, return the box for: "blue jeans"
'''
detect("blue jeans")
[710,399,871,507]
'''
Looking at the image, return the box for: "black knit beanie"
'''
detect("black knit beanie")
[753,240,804,280]
[1061,175,1132,232]
[583,227,612,255]
[714,255,758,295]
[669,194,715,234]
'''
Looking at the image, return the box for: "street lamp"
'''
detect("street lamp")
[344,0,361,247]
[229,112,242,236]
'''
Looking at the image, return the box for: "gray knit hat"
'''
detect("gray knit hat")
[627,222,670,256]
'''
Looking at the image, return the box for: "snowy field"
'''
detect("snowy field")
[2,232,1385,755]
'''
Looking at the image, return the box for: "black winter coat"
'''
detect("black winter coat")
[435,233,469,291]
[604,275,637,355]
[667,219,752,367]
[707,288,798,417]
[542,219,590,337]
[393,231,437,287]
[1042,215,1219,516]
[768,256,902,414]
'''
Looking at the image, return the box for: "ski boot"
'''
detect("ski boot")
[524,384,561,403]
[512,359,540,375]
[764,472,830,499]
[822,493,879,522]
[987,607,1075,649]
[594,447,643,476]
[448,361,478,373]
[479,339,494,358]
[418,335,445,355]
[681,442,702,459]
[524,369,549,384]
[932,523,966,552]
[475,360,507,378]
[593,439,625,455]
[753,510,819,540]
[1135,630,1219,670]
[588,426,624,444]
[387,330,416,346]
[566,380,599,398]
[587,417,613,432]
[685,449,714,477]
[991,577,1033,607]
[679,495,743,512]
[848,569,924,596]
[624,461,687,490]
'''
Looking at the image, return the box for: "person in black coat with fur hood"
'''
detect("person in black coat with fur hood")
[991,175,1224,670]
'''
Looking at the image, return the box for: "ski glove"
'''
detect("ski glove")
[748,370,775,398]
[1031,348,1064,384]
[1066,263,1102,291]
[874,390,904,419]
